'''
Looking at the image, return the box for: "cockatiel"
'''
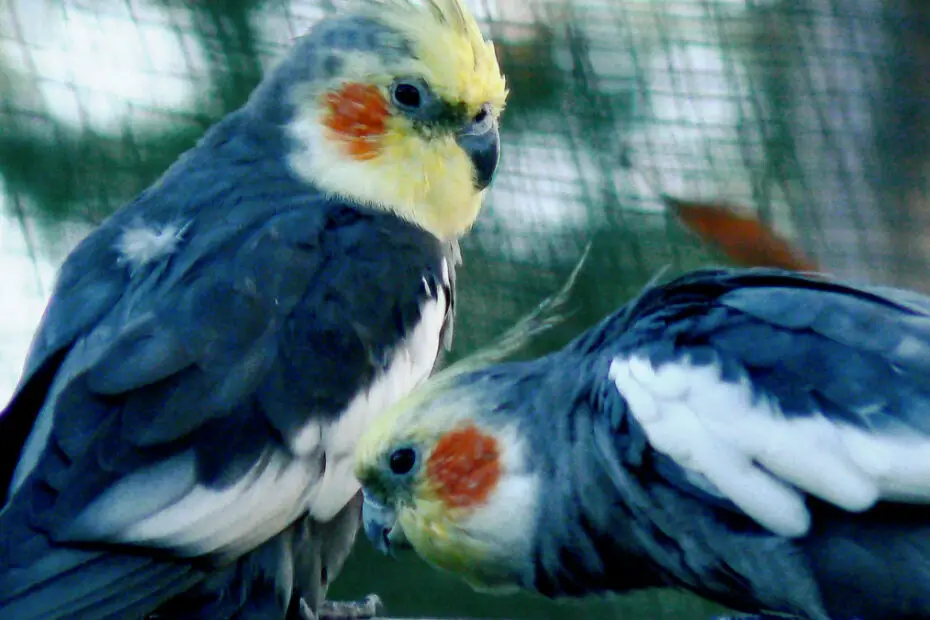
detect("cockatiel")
[0,0,507,618]
[358,267,930,620]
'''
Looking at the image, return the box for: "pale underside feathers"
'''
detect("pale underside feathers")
[20,278,448,562]
[0,159,459,618]
[297,284,450,522]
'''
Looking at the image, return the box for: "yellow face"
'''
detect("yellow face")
[358,421,525,591]
[356,387,540,593]
[396,497,517,592]
[288,0,508,241]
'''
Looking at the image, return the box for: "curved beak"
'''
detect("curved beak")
[456,120,500,191]
[362,489,408,556]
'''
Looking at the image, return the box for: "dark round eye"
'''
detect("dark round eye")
[467,104,494,135]
[389,447,418,475]
[391,81,422,109]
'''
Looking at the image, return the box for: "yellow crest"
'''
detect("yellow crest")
[356,0,508,114]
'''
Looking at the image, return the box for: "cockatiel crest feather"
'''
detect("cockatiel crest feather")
[281,0,509,240]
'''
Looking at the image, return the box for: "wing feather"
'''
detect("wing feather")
[606,269,930,537]
[1,190,453,619]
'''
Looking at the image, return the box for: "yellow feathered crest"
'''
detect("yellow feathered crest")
[354,0,508,114]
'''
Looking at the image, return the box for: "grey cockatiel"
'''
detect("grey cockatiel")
[358,267,930,620]
[0,0,508,618]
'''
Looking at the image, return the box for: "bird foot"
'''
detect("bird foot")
[302,594,383,620]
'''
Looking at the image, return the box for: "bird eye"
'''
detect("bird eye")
[465,103,494,135]
[391,80,423,109]
[473,105,489,124]
[389,447,418,476]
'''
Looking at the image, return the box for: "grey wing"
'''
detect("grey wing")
[6,209,327,548]
[606,270,930,538]
[0,224,129,504]
[0,201,451,619]
[0,210,319,619]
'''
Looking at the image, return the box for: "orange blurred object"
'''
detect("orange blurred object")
[666,196,819,272]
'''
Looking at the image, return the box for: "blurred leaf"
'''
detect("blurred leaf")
[0,0,267,227]
[0,117,210,224]
[666,196,818,272]
[153,0,268,110]
[493,24,563,123]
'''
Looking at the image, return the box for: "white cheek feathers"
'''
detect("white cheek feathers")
[453,424,540,580]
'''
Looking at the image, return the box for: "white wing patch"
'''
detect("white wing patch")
[293,278,451,523]
[609,354,930,538]
[74,448,321,559]
[69,265,450,557]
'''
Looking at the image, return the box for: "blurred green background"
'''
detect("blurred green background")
[2,0,930,617]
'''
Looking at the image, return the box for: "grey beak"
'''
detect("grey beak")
[456,121,500,191]
[362,489,405,556]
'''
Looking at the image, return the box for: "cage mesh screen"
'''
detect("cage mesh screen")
[1,0,929,617]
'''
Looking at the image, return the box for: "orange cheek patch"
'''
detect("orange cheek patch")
[427,425,501,509]
[323,83,390,161]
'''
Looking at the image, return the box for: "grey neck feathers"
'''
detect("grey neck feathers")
[522,357,823,616]
[510,356,666,598]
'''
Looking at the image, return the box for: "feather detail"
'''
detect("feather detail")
[323,83,390,161]
[426,425,501,509]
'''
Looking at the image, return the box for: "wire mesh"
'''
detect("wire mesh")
[1,0,929,617]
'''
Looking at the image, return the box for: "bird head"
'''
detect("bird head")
[353,256,589,592]
[247,0,508,241]
[354,365,542,593]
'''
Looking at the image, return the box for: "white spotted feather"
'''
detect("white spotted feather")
[115,221,189,272]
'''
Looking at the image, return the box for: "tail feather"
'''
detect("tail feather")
[0,540,200,620]
[61,554,198,619]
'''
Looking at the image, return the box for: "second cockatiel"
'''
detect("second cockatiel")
[358,267,930,620]
[0,0,507,618]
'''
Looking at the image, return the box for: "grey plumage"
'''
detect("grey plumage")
[148,491,366,619]
[364,267,930,620]
[525,268,930,618]
[0,18,460,620]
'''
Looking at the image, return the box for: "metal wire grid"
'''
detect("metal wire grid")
[2,0,929,617]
